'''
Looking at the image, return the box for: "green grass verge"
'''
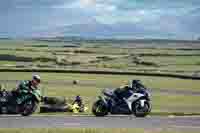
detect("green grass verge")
[0,72,200,90]
[1,72,200,114]
[0,128,198,133]
[0,68,200,80]
[150,112,200,116]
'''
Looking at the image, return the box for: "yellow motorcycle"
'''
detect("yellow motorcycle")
[68,103,88,113]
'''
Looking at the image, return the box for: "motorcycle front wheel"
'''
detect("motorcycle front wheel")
[92,100,108,117]
[133,100,151,117]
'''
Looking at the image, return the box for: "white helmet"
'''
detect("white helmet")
[32,75,41,83]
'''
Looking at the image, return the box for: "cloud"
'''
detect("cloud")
[59,0,117,14]
[79,0,96,7]
[0,0,72,10]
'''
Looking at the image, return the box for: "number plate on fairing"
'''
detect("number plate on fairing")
[0,98,7,102]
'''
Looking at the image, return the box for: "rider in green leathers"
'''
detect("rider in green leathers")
[16,75,41,94]
[11,75,42,104]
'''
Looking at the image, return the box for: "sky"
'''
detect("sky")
[0,0,200,39]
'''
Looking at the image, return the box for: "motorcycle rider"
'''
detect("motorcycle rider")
[15,74,41,96]
[113,80,144,104]
[7,74,41,109]
[70,95,86,112]
[72,95,83,107]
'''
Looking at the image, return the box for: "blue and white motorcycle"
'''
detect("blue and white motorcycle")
[92,81,151,117]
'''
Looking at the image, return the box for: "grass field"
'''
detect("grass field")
[0,40,200,75]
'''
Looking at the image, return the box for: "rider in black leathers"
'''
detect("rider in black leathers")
[113,80,145,104]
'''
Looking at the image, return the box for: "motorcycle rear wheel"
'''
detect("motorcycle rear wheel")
[21,100,38,116]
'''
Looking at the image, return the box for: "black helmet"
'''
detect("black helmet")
[130,80,141,88]
[75,95,81,101]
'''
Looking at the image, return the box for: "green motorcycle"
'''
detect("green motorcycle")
[0,89,41,116]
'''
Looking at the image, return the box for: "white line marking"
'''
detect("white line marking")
[172,125,200,129]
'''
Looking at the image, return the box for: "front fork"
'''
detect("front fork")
[140,99,146,107]
[139,99,151,113]
[124,98,149,112]
[98,96,107,105]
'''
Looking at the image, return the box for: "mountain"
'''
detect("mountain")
[59,22,147,38]
[57,22,179,39]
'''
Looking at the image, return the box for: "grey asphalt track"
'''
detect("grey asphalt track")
[0,115,200,130]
